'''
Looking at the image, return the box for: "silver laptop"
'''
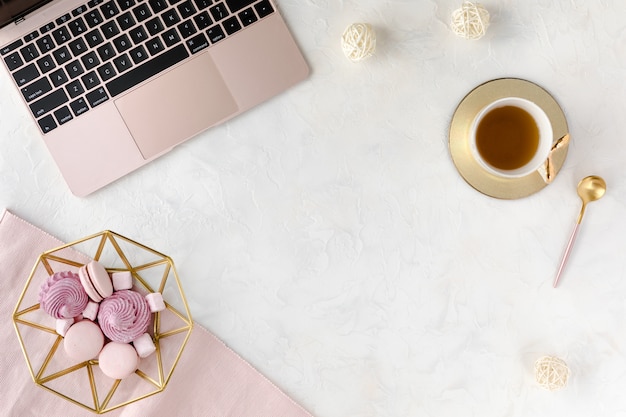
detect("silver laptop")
[0,0,308,196]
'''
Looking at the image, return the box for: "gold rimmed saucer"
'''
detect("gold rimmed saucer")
[449,78,569,199]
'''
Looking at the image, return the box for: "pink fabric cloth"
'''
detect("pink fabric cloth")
[0,209,313,417]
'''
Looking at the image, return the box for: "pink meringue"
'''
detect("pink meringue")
[97,290,151,343]
[39,271,89,319]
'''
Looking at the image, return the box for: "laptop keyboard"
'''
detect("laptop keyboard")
[1,0,275,134]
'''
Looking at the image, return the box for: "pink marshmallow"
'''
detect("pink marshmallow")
[133,333,156,358]
[56,318,74,336]
[82,301,100,321]
[145,293,165,312]
[111,271,133,291]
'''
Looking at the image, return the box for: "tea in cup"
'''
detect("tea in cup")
[469,97,552,178]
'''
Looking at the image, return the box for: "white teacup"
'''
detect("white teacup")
[469,97,553,178]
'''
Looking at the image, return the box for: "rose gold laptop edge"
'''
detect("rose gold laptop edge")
[0,0,309,196]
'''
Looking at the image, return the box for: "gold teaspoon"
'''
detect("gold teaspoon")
[553,176,606,288]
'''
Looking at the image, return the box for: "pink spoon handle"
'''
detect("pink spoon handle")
[553,223,580,288]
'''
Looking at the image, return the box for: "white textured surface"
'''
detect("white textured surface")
[2,1,626,416]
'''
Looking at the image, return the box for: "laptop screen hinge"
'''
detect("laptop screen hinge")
[14,17,25,26]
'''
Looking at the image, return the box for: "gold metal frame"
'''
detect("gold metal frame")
[449,78,569,199]
[12,231,193,414]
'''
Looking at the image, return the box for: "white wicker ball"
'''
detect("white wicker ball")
[451,1,490,40]
[341,23,376,62]
[534,356,570,391]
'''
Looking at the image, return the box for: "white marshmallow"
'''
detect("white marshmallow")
[145,292,165,312]
[56,318,74,336]
[111,271,133,291]
[133,333,156,358]
[82,301,99,321]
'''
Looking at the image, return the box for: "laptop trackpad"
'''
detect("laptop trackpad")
[115,52,238,160]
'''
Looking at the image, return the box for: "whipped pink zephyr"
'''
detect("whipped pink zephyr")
[39,271,89,319]
[97,290,151,343]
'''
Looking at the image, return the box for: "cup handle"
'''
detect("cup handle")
[538,133,570,184]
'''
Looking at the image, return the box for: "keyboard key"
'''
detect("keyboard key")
[30,89,69,118]
[101,2,120,18]
[38,117,60,134]
[177,0,196,18]
[36,35,55,53]
[117,0,136,10]
[117,11,136,30]
[85,10,104,27]
[21,77,53,102]
[38,114,57,133]
[222,16,241,35]
[97,62,117,80]
[88,0,106,7]
[36,55,56,73]
[52,46,71,65]
[101,20,121,38]
[40,22,56,34]
[69,38,88,56]
[72,5,89,16]
[1,39,24,55]
[113,34,133,53]
[113,53,132,72]
[24,37,37,51]
[238,7,256,26]
[66,79,85,97]
[70,97,90,116]
[209,2,228,21]
[225,0,255,13]
[52,27,72,45]
[254,0,273,17]
[65,60,85,78]
[24,31,39,42]
[86,86,109,107]
[4,52,24,71]
[206,25,225,43]
[106,44,189,96]
[81,51,101,69]
[146,37,165,55]
[194,0,213,10]
[194,11,212,29]
[86,30,105,48]
[146,17,165,36]
[162,9,181,27]
[186,33,208,54]
[20,44,40,62]
[161,28,181,47]
[169,0,183,4]
[50,68,69,86]
[149,0,169,13]
[177,20,197,38]
[133,3,152,21]
[97,42,116,61]
[56,13,72,25]
[54,105,73,125]
[129,45,149,64]
[68,18,88,36]
[129,26,148,44]
[81,71,101,90]
[13,63,40,86]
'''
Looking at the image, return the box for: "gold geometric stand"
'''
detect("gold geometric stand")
[12,231,193,414]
